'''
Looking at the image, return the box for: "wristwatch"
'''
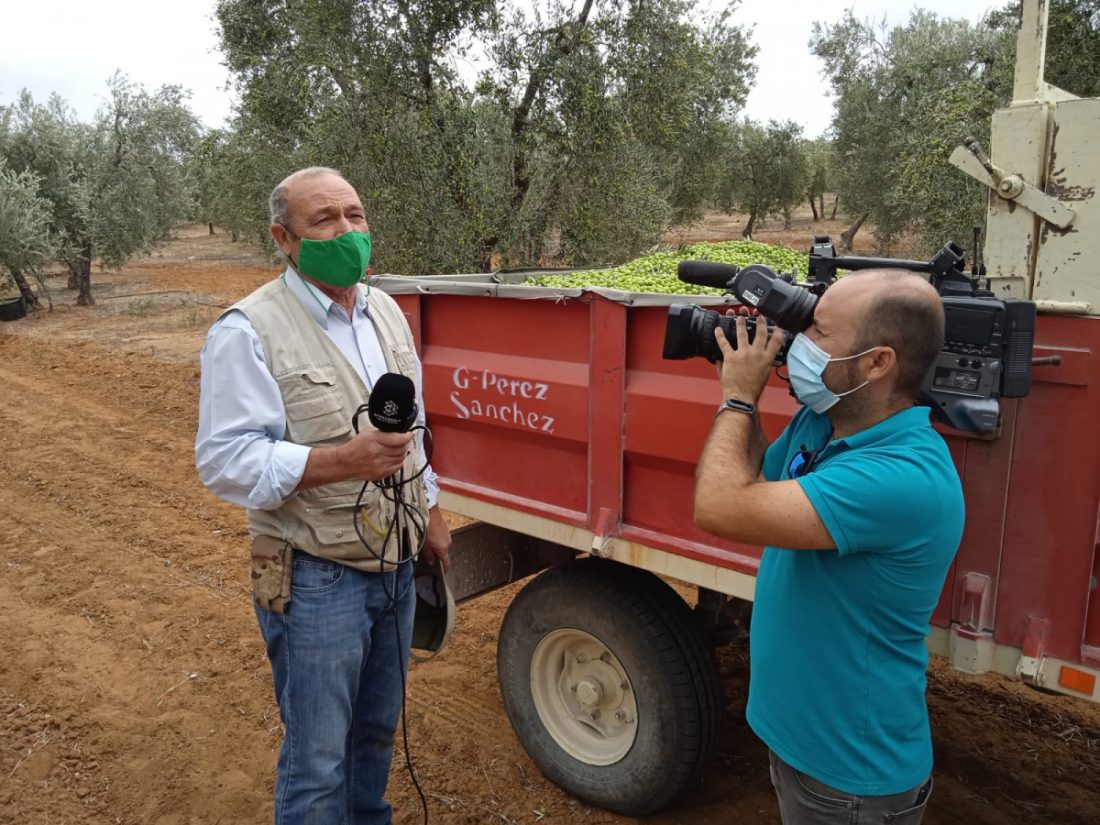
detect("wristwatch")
[717,398,757,416]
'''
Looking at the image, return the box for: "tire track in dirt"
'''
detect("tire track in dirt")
[0,329,612,825]
[0,688,115,820]
[0,338,244,536]
[0,335,275,823]
[0,332,594,809]
[5,237,1100,824]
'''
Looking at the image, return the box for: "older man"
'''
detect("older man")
[694,270,964,824]
[196,166,451,823]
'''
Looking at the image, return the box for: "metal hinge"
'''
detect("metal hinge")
[949,138,1076,229]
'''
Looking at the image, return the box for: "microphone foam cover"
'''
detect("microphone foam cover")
[368,372,418,433]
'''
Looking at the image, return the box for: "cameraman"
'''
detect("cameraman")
[693,269,964,824]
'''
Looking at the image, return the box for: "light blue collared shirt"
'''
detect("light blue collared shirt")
[195,267,439,511]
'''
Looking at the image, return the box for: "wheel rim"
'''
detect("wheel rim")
[529,628,639,765]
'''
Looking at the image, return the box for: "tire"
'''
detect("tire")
[497,558,723,816]
[0,296,27,322]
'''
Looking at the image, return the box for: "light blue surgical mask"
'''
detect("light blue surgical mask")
[787,334,879,413]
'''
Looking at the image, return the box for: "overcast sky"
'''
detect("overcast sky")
[2,0,1000,137]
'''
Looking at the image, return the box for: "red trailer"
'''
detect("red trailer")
[377,2,1100,815]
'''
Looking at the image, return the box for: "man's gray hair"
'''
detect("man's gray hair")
[268,166,345,229]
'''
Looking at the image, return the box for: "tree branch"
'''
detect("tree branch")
[510,0,596,211]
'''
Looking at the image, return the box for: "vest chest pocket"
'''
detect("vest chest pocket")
[390,346,418,377]
[277,365,352,444]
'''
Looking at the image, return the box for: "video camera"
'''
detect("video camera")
[662,236,1036,433]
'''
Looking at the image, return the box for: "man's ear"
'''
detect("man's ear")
[270,223,294,258]
[866,346,898,382]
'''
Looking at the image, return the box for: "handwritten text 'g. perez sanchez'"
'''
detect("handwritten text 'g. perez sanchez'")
[450,367,555,434]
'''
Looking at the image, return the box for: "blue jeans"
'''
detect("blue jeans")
[255,551,415,825]
[769,750,933,824]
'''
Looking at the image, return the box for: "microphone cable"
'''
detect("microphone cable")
[350,396,434,825]
[349,406,433,580]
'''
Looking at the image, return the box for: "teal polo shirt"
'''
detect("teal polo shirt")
[747,405,964,795]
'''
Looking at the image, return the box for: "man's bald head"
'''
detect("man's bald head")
[269,166,346,228]
[845,269,944,399]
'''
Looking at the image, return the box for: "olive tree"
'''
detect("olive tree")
[811,11,1012,253]
[802,137,834,221]
[714,119,806,239]
[0,163,58,309]
[0,92,91,296]
[987,0,1100,96]
[0,76,199,305]
[213,0,757,272]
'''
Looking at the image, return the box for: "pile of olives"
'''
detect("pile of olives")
[524,241,809,294]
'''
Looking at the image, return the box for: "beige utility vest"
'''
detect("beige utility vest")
[229,276,429,571]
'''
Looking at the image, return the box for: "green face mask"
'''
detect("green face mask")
[292,230,372,287]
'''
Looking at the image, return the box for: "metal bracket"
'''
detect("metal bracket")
[949,138,1076,229]
[591,506,619,559]
[1017,615,1051,686]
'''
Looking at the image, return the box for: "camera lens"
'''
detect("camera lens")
[663,264,814,363]
[695,308,761,361]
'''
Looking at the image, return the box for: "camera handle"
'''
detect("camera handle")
[809,236,976,297]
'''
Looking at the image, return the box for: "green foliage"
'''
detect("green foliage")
[185,128,270,240]
[525,240,808,293]
[89,76,201,268]
[813,1,1100,255]
[987,0,1100,96]
[714,119,806,236]
[811,11,1012,254]
[0,92,92,270]
[213,0,757,273]
[802,137,834,215]
[607,0,757,226]
[0,76,200,293]
[0,162,57,283]
[892,81,999,252]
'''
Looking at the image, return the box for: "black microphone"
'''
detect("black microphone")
[366,373,422,562]
[368,373,418,433]
[676,260,741,290]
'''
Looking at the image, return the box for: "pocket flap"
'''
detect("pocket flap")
[277,364,346,427]
[299,366,337,386]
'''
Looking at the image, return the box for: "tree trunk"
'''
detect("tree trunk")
[11,269,41,311]
[208,223,216,235]
[67,261,80,290]
[819,193,826,217]
[838,212,869,254]
[510,0,595,218]
[830,195,839,220]
[231,230,239,243]
[742,212,757,239]
[809,198,819,221]
[30,270,53,311]
[76,237,95,306]
[783,207,793,230]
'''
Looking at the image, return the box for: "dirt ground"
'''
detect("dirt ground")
[1,220,1099,825]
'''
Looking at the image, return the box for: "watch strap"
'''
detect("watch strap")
[718,398,757,416]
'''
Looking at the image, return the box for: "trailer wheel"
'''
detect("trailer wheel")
[497,558,722,816]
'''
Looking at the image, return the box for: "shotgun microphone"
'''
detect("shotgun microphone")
[676,260,741,290]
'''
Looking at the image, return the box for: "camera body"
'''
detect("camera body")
[662,238,1036,434]
[923,295,1035,431]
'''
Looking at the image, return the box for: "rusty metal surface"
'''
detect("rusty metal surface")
[446,522,576,604]
[1033,99,1100,314]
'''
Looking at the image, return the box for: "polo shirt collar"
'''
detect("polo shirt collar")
[837,405,932,449]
